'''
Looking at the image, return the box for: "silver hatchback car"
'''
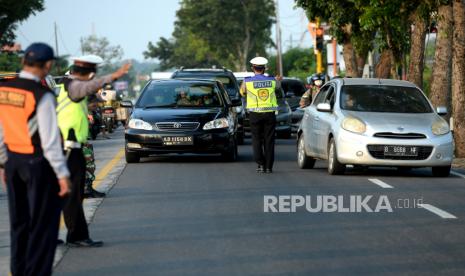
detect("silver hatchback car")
[297,78,454,176]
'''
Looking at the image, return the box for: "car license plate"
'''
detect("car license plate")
[384,146,418,157]
[162,136,193,146]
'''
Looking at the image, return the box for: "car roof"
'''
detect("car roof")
[281,78,304,83]
[175,68,233,74]
[150,72,173,80]
[0,72,18,80]
[233,72,255,78]
[333,77,418,88]
[150,79,218,85]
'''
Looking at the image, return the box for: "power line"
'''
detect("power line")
[57,24,72,55]
[18,29,31,43]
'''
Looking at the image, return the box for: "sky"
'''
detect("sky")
[16,0,312,62]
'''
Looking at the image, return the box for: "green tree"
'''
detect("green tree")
[268,47,315,80]
[144,0,276,71]
[50,55,70,76]
[0,52,21,72]
[0,0,44,44]
[296,0,372,77]
[80,35,124,66]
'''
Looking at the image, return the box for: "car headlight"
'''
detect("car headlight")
[432,119,450,136]
[203,118,229,130]
[342,117,366,134]
[128,118,153,130]
[235,106,243,113]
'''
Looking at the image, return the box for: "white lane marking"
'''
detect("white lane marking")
[368,178,394,189]
[451,171,465,179]
[418,203,457,219]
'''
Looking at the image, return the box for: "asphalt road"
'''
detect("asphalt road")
[55,132,465,276]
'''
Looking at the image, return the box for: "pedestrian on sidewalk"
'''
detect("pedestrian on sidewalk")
[240,57,280,173]
[56,55,130,247]
[0,42,71,276]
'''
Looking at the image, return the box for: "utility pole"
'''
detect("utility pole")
[275,0,283,76]
[54,22,60,72]
[315,18,323,74]
[332,39,338,77]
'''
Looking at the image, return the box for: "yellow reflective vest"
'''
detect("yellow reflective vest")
[56,82,89,143]
[244,74,278,113]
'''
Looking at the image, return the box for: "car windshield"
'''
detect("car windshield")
[282,80,306,97]
[340,85,433,113]
[174,74,238,97]
[136,82,222,108]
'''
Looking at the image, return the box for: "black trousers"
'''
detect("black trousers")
[63,148,89,242]
[249,112,276,170]
[5,152,62,276]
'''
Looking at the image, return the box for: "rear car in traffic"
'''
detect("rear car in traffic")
[123,79,240,163]
[297,78,453,176]
[171,68,245,144]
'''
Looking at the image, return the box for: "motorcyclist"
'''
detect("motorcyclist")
[299,73,325,108]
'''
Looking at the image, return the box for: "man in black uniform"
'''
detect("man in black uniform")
[0,43,71,276]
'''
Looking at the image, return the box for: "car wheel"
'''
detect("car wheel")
[222,139,238,162]
[125,149,140,163]
[328,138,345,175]
[237,131,245,145]
[297,134,315,169]
[432,165,451,177]
[280,130,292,139]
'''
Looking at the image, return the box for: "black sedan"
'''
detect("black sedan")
[123,79,241,163]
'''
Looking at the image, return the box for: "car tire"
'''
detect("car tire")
[125,149,140,163]
[328,138,345,175]
[432,165,451,177]
[297,134,315,169]
[237,132,245,145]
[279,130,292,139]
[222,140,238,162]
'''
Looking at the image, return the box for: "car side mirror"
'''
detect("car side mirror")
[316,103,332,112]
[436,106,448,116]
[231,98,242,107]
[120,100,133,108]
[285,91,295,98]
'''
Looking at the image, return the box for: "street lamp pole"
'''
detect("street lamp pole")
[275,0,283,76]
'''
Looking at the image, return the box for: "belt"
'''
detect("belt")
[247,107,278,112]
[64,140,82,150]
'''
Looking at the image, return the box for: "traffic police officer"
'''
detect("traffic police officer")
[57,55,130,247]
[0,43,71,276]
[240,57,279,173]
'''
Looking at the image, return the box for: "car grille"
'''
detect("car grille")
[373,132,427,139]
[367,145,433,160]
[155,122,200,132]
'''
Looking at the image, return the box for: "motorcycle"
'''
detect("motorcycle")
[101,106,116,133]
[88,109,102,140]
